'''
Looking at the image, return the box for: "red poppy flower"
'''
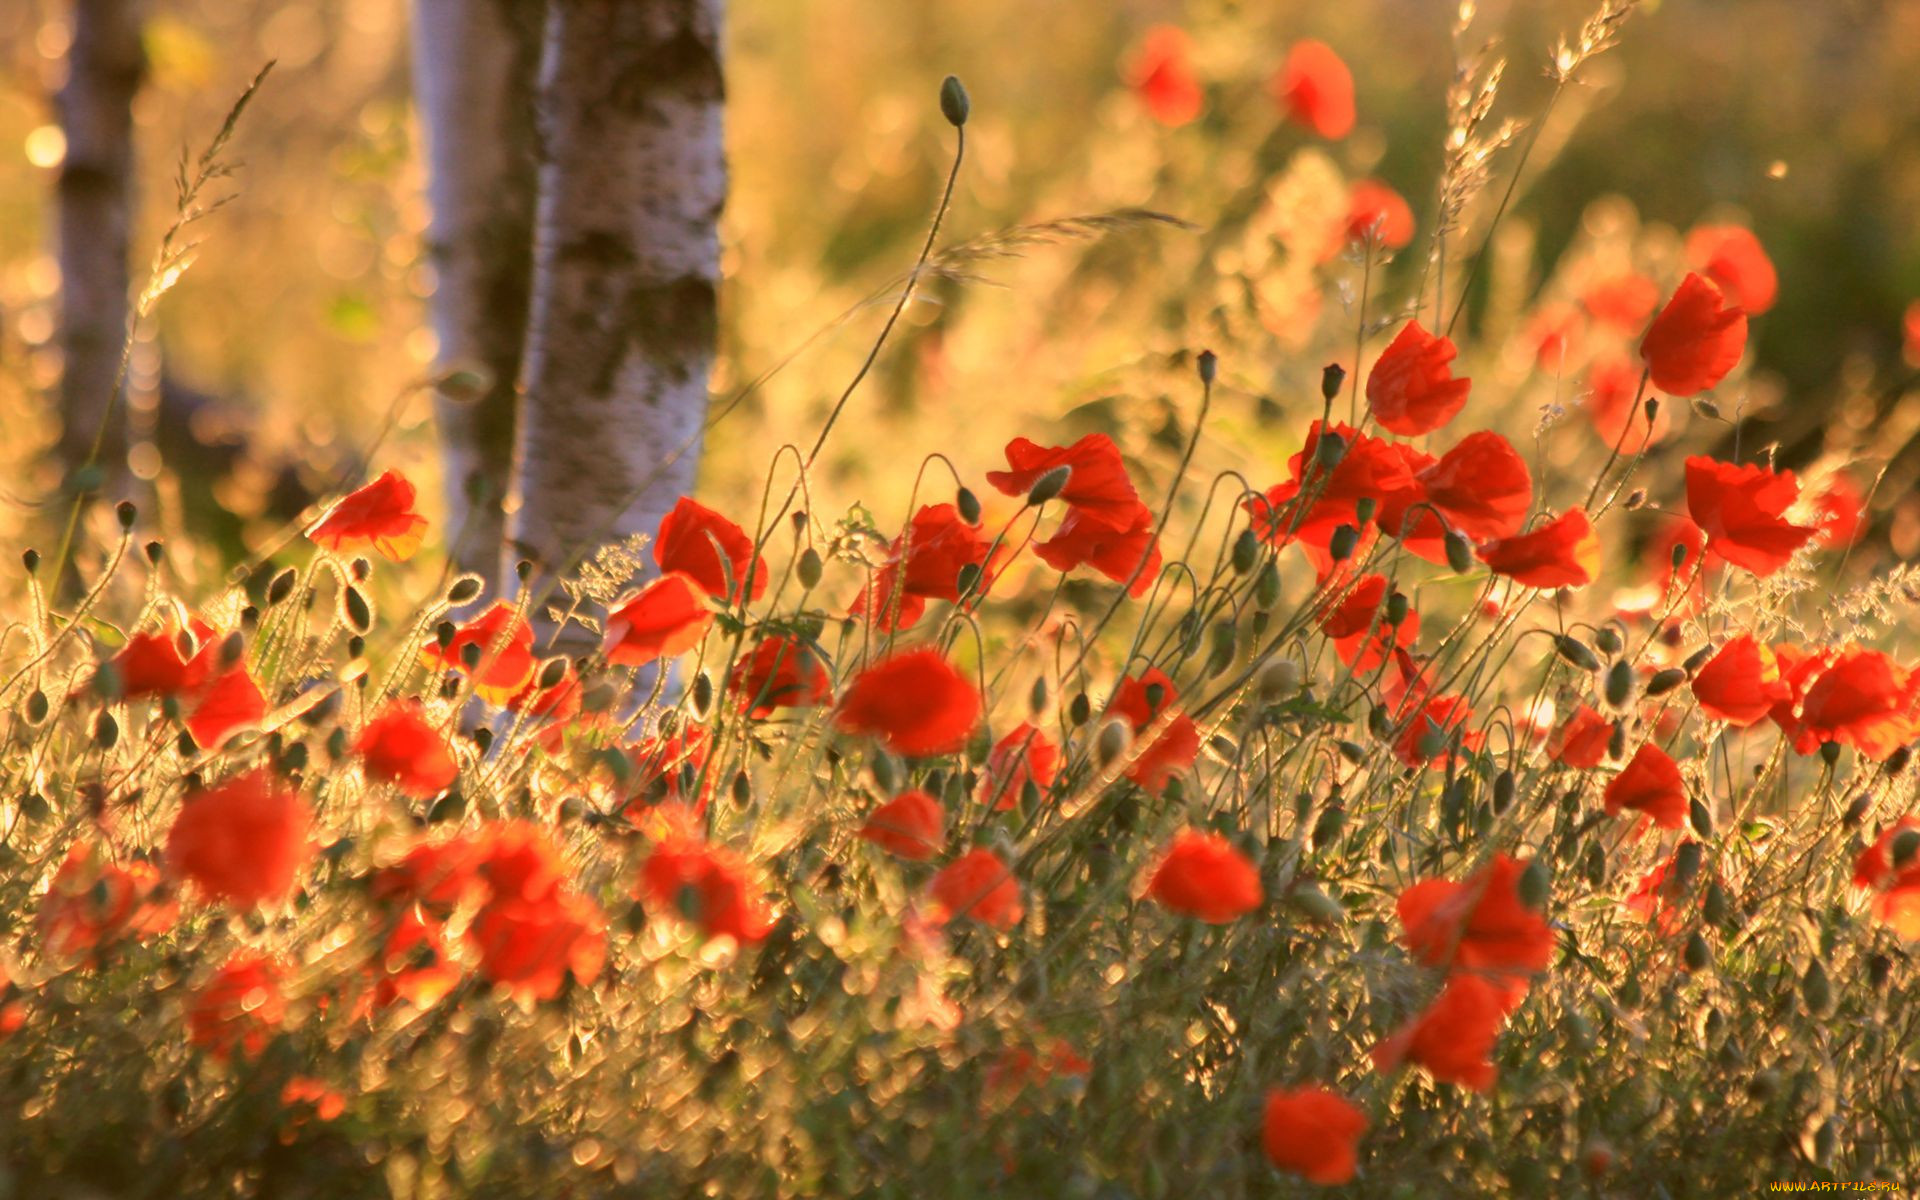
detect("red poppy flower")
[1145,829,1263,923]
[729,635,832,718]
[1319,572,1419,670]
[423,601,538,700]
[1272,39,1355,139]
[1548,704,1614,769]
[38,843,176,960]
[982,1038,1092,1108]
[639,836,774,943]
[835,649,981,758]
[1477,508,1601,589]
[1371,972,1514,1092]
[1853,818,1920,940]
[1684,457,1817,577]
[1106,668,1201,793]
[467,882,605,1004]
[1397,853,1554,986]
[987,433,1144,533]
[1367,320,1472,437]
[373,835,485,915]
[1686,224,1777,315]
[110,630,206,699]
[280,1076,347,1129]
[367,907,464,1011]
[1813,473,1864,549]
[1384,431,1532,561]
[976,722,1061,811]
[185,665,268,748]
[853,503,1005,630]
[1246,422,1425,570]
[1582,273,1661,330]
[1605,743,1686,830]
[1640,273,1747,396]
[1624,845,1701,938]
[1795,648,1920,761]
[1646,513,1711,611]
[356,701,460,797]
[188,952,286,1061]
[1262,1086,1368,1184]
[928,848,1024,929]
[1033,501,1163,596]
[1344,179,1414,250]
[308,469,429,561]
[860,790,946,861]
[654,496,767,602]
[506,661,583,752]
[1128,25,1202,127]
[602,573,713,667]
[1392,693,1482,768]
[1691,634,1790,727]
[166,767,312,907]
[1583,355,1668,449]
[624,724,715,814]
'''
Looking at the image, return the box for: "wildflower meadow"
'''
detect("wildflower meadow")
[4,0,1920,1196]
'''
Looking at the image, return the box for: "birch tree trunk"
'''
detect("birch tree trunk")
[56,0,145,480]
[510,0,724,632]
[410,0,543,589]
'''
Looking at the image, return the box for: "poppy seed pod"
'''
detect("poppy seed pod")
[1320,362,1346,401]
[939,75,970,126]
[1196,348,1217,385]
[115,500,137,530]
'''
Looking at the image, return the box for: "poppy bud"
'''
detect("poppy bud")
[468,726,493,754]
[1518,859,1551,909]
[1314,431,1348,470]
[1069,691,1091,726]
[1255,561,1282,608]
[1095,719,1132,769]
[1026,465,1072,506]
[1196,348,1217,385]
[447,576,484,606]
[956,486,982,524]
[1607,722,1627,762]
[1671,542,1691,571]
[1593,626,1623,656]
[1311,804,1345,847]
[1683,931,1711,972]
[1801,960,1832,1015]
[1690,796,1714,839]
[1320,362,1346,401]
[343,586,372,635]
[1672,840,1703,889]
[1026,676,1050,718]
[1555,635,1600,672]
[1885,745,1913,775]
[1443,530,1473,574]
[1645,667,1686,697]
[1327,524,1359,562]
[1288,884,1345,924]
[1257,658,1301,701]
[692,671,715,716]
[143,539,164,566]
[1682,643,1716,675]
[22,548,39,574]
[1493,769,1515,813]
[94,711,119,750]
[869,752,899,793]
[1624,489,1647,510]
[1643,396,1660,425]
[1869,953,1892,988]
[1892,829,1920,870]
[115,500,137,530]
[1820,741,1842,766]
[1583,840,1607,887]
[26,689,48,724]
[1603,660,1635,708]
[1230,528,1259,575]
[956,561,983,599]
[1143,682,1167,712]
[1336,739,1367,764]
[1692,397,1722,421]
[1368,705,1391,739]
[731,770,752,809]
[348,635,367,660]
[516,559,533,583]
[267,567,298,607]
[1704,881,1730,927]
[939,75,970,127]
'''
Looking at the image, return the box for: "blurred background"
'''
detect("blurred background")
[4,0,1920,570]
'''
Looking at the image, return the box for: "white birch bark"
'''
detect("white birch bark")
[410,0,543,588]
[509,0,724,635]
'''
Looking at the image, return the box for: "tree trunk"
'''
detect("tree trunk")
[509,0,724,636]
[410,0,544,590]
[56,0,145,482]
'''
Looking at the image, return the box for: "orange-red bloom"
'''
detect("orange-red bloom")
[1371,972,1513,1092]
[860,790,946,861]
[1605,743,1687,830]
[1692,634,1790,727]
[1272,40,1355,139]
[1640,272,1747,396]
[1477,508,1601,589]
[1582,272,1660,330]
[1625,845,1702,938]
[1033,501,1163,597]
[929,848,1024,929]
[639,836,774,943]
[976,722,1061,811]
[1548,704,1613,769]
[1813,473,1865,549]
[1128,25,1202,127]
[1367,320,1472,437]
[603,573,713,667]
[1685,457,1818,577]
[308,469,429,561]
[834,649,981,758]
[423,602,538,700]
[166,767,312,907]
[1345,179,1414,250]
[1318,572,1419,669]
[729,635,832,718]
[1686,224,1777,315]
[1397,853,1555,986]
[852,503,1005,630]
[1391,693,1482,768]
[356,701,460,797]
[1262,1086,1368,1185]
[655,496,767,602]
[987,433,1144,532]
[38,843,176,960]
[1853,819,1920,940]
[1583,355,1668,449]
[188,952,286,1061]
[1145,829,1263,923]
[1794,648,1920,761]
[1105,668,1201,793]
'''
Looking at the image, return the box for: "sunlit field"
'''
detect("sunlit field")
[3,0,1920,1195]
